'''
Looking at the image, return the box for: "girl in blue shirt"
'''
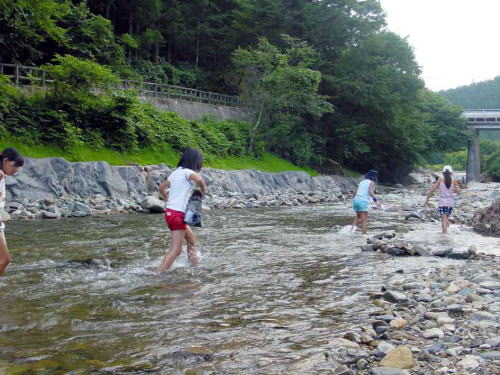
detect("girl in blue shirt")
[351,170,378,234]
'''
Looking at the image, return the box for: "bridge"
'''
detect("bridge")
[462,109,500,182]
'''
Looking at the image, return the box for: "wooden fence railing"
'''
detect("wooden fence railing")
[0,63,244,107]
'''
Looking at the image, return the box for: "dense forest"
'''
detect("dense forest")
[0,0,478,181]
[440,76,500,109]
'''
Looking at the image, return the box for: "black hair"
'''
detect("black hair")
[443,170,452,189]
[0,147,24,170]
[177,147,203,172]
[365,170,378,182]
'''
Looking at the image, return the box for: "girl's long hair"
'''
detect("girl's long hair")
[443,170,452,189]
[0,147,24,170]
[177,148,203,172]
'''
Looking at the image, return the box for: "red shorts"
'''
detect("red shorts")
[164,209,187,231]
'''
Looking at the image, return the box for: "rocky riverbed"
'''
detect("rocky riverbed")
[4,157,357,220]
[320,250,500,375]
[1,159,499,374]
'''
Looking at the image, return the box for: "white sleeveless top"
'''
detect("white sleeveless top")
[354,179,373,203]
[0,171,5,209]
[165,167,194,212]
[0,172,5,230]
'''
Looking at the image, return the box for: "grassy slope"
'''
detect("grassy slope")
[0,136,319,175]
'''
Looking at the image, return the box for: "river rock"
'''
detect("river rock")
[377,342,396,356]
[328,338,360,349]
[447,251,470,260]
[457,355,480,370]
[0,208,11,222]
[370,367,409,375]
[390,318,407,329]
[479,280,500,290]
[485,336,500,347]
[379,346,414,369]
[383,291,408,303]
[140,196,164,213]
[469,311,497,322]
[423,328,444,339]
[479,351,500,360]
[432,248,453,257]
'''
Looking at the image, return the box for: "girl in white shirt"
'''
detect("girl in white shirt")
[157,148,206,272]
[0,147,24,276]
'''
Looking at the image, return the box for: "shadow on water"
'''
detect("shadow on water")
[0,200,498,373]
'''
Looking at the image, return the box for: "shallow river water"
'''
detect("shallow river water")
[0,197,498,374]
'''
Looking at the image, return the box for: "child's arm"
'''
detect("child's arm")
[424,179,441,206]
[368,182,376,198]
[158,179,170,201]
[454,180,461,195]
[189,173,206,195]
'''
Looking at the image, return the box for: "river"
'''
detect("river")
[0,192,498,374]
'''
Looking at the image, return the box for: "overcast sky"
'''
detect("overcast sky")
[379,0,500,92]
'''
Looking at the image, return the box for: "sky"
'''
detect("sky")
[379,0,500,92]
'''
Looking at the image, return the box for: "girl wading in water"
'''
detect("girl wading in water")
[351,170,379,234]
[425,165,461,234]
[158,148,206,272]
[0,148,24,276]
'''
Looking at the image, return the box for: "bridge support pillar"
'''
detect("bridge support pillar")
[466,129,481,182]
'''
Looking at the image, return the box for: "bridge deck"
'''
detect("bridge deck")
[462,109,500,129]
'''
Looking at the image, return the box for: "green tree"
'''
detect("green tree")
[233,36,333,164]
[0,0,70,63]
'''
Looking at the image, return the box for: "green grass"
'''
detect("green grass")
[208,152,319,176]
[0,136,318,175]
[0,135,180,166]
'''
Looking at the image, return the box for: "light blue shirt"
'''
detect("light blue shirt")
[354,179,373,203]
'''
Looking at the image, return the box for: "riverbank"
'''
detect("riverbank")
[4,156,357,221]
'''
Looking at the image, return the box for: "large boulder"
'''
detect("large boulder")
[140,196,164,213]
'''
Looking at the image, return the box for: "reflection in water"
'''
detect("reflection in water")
[0,198,498,373]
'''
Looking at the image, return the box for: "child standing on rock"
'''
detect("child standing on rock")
[157,148,206,272]
[351,170,379,234]
[0,148,24,276]
[424,165,461,234]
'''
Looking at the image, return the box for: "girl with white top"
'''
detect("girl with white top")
[425,165,461,234]
[157,148,206,272]
[0,147,24,276]
[351,170,379,234]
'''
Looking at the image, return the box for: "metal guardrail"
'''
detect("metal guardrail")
[0,63,244,107]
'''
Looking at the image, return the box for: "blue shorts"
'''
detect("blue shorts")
[438,206,453,216]
[353,198,369,212]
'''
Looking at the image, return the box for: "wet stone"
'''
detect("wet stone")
[383,291,408,303]
[370,367,409,375]
[432,248,453,257]
[479,350,500,360]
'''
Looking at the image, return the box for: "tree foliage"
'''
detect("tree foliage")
[0,0,474,180]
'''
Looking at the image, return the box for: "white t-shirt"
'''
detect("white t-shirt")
[0,171,5,209]
[165,167,195,212]
[0,171,5,231]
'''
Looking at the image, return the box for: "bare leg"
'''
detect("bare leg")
[184,226,199,266]
[441,214,449,234]
[0,232,10,276]
[360,212,368,234]
[352,212,362,232]
[158,230,185,272]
